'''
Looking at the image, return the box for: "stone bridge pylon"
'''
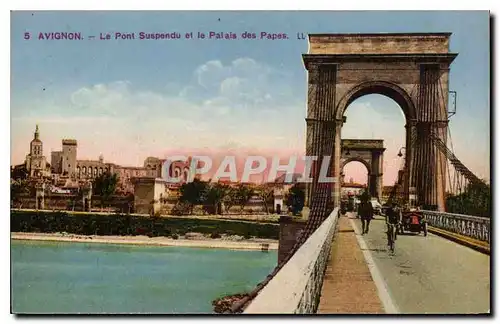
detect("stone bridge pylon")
[303,33,457,211]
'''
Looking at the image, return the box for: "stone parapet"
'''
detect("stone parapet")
[244,208,339,314]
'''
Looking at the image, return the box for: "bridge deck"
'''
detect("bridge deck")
[317,216,384,314]
[344,213,490,314]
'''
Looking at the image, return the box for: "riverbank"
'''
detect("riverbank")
[11,232,278,251]
[11,209,279,240]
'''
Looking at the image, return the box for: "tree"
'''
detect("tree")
[93,171,119,209]
[235,184,253,212]
[257,184,274,214]
[286,183,306,215]
[222,187,238,213]
[446,181,490,217]
[202,182,229,215]
[179,178,208,214]
[11,180,30,208]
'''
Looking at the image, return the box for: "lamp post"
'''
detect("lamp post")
[397,147,406,158]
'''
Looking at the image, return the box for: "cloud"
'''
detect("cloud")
[11,57,305,166]
[195,60,227,88]
[191,57,295,109]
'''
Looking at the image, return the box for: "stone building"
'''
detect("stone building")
[44,126,199,192]
[76,155,114,180]
[113,165,149,193]
[341,180,367,199]
[51,139,78,177]
[133,177,169,214]
[143,156,164,177]
[25,125,50,178]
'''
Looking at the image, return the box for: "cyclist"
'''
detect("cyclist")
[385,202,401,248]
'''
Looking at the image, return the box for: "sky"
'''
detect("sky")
[10,11,490,185]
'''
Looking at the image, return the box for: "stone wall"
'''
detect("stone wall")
[133,178,168,214]
[278,216,307,264]
[13,194,134,212]
[244,208,339,314]
[308,33,450,55]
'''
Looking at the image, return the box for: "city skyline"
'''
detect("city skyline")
[11,11,490,185]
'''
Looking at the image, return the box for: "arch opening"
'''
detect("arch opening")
[341,93,407,203]
[341,160,369,201]
[337,81,415,121]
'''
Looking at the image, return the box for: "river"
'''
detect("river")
[11,240,277,314]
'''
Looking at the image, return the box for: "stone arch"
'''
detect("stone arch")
[340,156,371,174]
[336,81,416,121]
[340,139,385,201]
[303,33,457,211]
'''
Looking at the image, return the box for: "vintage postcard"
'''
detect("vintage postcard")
[10,10,490,315]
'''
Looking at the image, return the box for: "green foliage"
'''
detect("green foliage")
[235,184,253,212]
[171,201,191,216]
[179,181,255,215]
[286,183,305,215]
[202,182,229,215]
[257,184,274,214]
[11,210,280,239]
[446,182,491,217]
[179,178,208,213]
[10,180,30,207]
[222,187,238,212]
[93,171,119,206]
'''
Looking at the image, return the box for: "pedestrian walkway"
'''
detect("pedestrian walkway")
[317,215,384,314]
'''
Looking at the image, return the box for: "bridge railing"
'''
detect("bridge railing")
[244,208,339,314]
[422,210,490,243]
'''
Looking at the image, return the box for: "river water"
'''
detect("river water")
[11,240,277,314]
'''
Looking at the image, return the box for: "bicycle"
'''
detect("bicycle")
[386,222,397,253]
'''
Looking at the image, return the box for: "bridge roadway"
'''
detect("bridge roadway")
[347,212,490,314]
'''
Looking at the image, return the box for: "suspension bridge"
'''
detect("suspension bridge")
[226,33,490,314]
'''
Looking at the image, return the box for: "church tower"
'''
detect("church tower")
[30,125,43,157]
[26,124,47,178]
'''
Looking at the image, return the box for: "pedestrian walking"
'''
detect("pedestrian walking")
[358,193,374,234]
